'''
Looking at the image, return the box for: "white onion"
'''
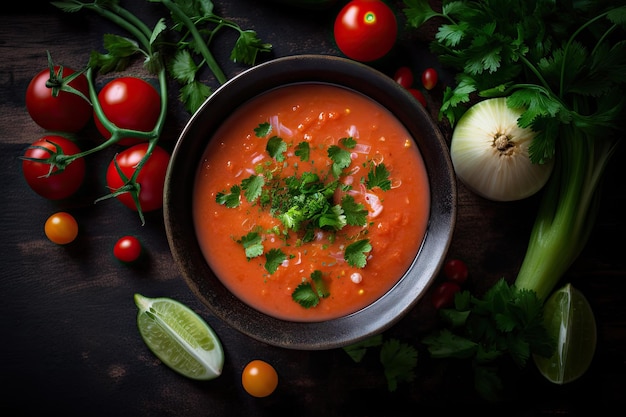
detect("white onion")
[450,97,554,202]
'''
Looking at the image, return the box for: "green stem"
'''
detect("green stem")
[158,0,227,84]
[514,126,617,300]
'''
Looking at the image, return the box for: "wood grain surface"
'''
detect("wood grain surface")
[1,1,625,415]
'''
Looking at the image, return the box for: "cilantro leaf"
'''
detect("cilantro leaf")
[264,248,286,274]
[345,239,372,268]
[311,270,330,298]
[366,163,391,191]
[295,141,310,161]
[342,334,384,363]
[254,122,272,137]
[266,136,287,162]
[341,195,368,226]
[328,145,352,178]
[241,174,265,203]
[339,136,357,149]
[292,282,320,308]
[237,232,263,259]
[231,30,272,66]
[380,338,418,392]
[216,185,241,208]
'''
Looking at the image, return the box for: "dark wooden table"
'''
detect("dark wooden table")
[2,1,625,415]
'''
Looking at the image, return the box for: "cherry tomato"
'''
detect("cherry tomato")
[45,212,79,245]
[393,66,414,89]
[105,143,170,213]
[333,0,398,62]
[94,77,161,146]
[431,281,461,310]
[113,235,142,263]
[407,88,427,107]
[242,360,278,398]
[22,135,86,200]
[443,259,469,284]
[421,67,438,90]
[26,66,92,133]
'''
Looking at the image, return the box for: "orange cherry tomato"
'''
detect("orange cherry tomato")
[241,360,278,398]
[44,212,78,245]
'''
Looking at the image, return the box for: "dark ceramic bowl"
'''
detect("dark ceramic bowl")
[164,55,456,350]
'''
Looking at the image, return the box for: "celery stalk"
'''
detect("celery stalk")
[515,125,617,300]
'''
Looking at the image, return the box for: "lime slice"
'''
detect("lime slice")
[134,293,224,380]
[533,283,597,384]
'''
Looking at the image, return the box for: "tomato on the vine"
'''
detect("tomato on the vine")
[26,66,92,133]
[393,66,414,89]
[242,360,278,398]
[432,281,461,310]
[421,67,438,90]
[333,0,398,62]
[443,259,469,284]
[22,135,86,200]
[94,77,161,146]
[45,212,79,245]
[113,235,142,263]
[105,143,170,213]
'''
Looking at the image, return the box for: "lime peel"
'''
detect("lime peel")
[134,293,224,380]
[533,283,597,385]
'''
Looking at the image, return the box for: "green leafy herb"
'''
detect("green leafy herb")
[294,141,310,161]
[422,279,555,399]
[344,239,372,268]
[292,270,330,308]
[366,163,391,191]
[343,335,418,392]
[237,232,264,259]
[215,185,241,208]
[264,248,287,274]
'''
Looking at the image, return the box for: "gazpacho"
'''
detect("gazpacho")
[193,83,430,321]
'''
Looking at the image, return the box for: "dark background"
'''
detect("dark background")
[1,1,624,415]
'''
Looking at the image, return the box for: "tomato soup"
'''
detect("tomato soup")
[193,83,430,321]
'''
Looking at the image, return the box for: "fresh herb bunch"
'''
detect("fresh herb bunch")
[216,122,393,308]
[404,0,625,400]
[53,0,272,113]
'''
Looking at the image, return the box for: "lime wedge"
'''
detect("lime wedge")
[533,283,597,384]
[134,293,224,380]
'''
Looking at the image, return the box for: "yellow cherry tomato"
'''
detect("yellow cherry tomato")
[44,212,78,244]
[241,360,278,398]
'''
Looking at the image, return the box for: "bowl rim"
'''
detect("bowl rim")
[164,54,457,350]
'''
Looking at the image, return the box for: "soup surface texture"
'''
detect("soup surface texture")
[193,83,430,321]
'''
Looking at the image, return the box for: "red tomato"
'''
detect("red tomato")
[113,235,142,263]
[94,77,161,146]
[106,143,170,212]
[333,0,398,62]
[432,281,461,309]
[242,360,278,398]
[393,66,414,89]
[421,67,438,90]
[25,66,92,132]
[443,259,469,284]
[22,135,86,200]
[45,212,79,245]
[407,88,427,107]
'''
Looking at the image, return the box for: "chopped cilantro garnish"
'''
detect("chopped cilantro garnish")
[266,136,287,161]
[366,163,392,191]
[295,141,310,161]
[215,184,241,208]
[237,232,263,259]
[264,248,287,274]
[292,270,330,308]
[241,174,264,203]
[345,239,372,268]
[217,122,397,310]
[254,122,272,137]
[327,145,352,178]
